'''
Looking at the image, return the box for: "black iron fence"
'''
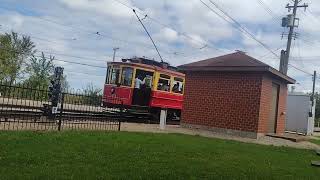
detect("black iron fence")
[0,81,122,131]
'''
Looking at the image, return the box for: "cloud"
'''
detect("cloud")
[0,0,318,92]
[161,27,178,42]
[59,0,134,19]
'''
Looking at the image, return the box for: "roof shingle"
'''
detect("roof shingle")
[178,51,295,84]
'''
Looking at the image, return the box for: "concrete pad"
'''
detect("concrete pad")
[266,133,310,142]
[121,123,320,150]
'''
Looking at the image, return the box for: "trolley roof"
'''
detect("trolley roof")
[108,57,185,77]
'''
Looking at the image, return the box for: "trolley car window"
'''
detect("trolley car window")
[121,67,133,87]
[135,69,154,88]
[110,68,120,84]
[157,74,170,92]
[172,77,184,94]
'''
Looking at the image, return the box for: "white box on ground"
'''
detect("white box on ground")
[160,109,167,130]
[52,107,58,114]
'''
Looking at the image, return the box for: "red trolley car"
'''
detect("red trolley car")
[102,57,185,121]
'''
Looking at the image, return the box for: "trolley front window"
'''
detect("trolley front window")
[121,67,133,87]
[109,68,120,85]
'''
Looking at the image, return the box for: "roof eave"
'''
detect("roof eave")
[267,67,296,84]
[178,66,296,84]
[178,66,268,72]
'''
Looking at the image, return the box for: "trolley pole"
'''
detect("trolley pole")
[112,47,119,62]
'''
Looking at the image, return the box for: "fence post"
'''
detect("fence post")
[58,93,64,131]
[118,100,123,131]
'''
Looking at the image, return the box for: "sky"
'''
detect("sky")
[0,0,320,92]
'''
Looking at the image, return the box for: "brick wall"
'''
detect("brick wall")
[257,75,288,135]
[276,83,287,134]
[257,75,272,134]
[181,71,289,136]
[181,71,263,133]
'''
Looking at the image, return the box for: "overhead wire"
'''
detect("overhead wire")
[252,0,316,77]
[111,0,227,53]
[0,7,194,60]
[288,64,313,76]
[0,46,107,69]
[199,0,279,58]
[65,71,106,77]
[0,2,316,79]
[255,0,282,22]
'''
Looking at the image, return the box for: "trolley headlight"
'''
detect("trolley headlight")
[111,87,115,94]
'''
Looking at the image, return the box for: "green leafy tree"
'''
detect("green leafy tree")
[24,52,69,90]
[313,93,320,127]
[83,83,102,96]
[82,83,102,105]
[24,52,55,88]
[0,31,35,83]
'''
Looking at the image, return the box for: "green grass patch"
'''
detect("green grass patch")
[0,131,319,179]
[310,139,320,145]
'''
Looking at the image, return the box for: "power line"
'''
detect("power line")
[288,64,313,76]
[0,26,194,62]
[207,0,279,57]
[258,46,283,59]
[0,46,107,69]
[306,9,320,22]
[0,29,122,62]
[256,0,280,20]
[31,53,107,69]
[65,71,105,77]
[111,0,227,53]
[2,3,230,58]
[200,0,278,58]
[0,8,194,59]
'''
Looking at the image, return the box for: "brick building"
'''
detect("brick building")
[178,52,295,138]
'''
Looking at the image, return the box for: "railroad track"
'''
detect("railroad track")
[0,97,152,122]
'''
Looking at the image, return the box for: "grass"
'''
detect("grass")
[310,138,320,145]
[0,131,319,180]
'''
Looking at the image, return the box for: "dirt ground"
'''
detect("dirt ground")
[121,123,320,150]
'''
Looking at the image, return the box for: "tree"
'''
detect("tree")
[0,31,35,83]
[24,52,55,88]
[82,83,102,105]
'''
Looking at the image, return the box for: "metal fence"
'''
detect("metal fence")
[0,81,122,131]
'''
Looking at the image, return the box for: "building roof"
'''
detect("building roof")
[178,52,295,84]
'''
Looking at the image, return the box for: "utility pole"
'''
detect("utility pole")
[309,70,317,117]
[113,47,119,62]
[312,71,316,106]
[279,0,308,74]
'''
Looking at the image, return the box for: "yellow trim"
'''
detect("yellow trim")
[108,65,121,84]
[119,65,135,87]
[155,72,172,93]
[132,68,137,88]
[170,76,185,95]
[154,72,159,91]
[107,63,185,94]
